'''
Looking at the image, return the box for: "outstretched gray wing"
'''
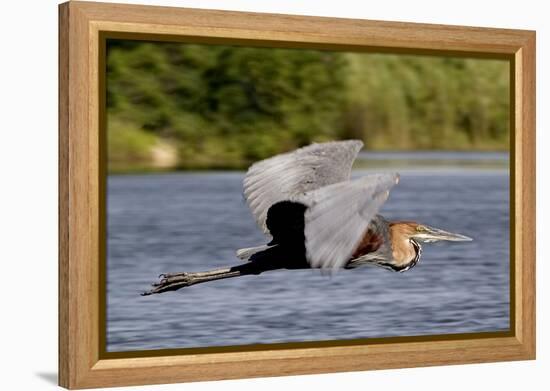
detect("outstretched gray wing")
[296,173,399,271]
[243,140,363,234]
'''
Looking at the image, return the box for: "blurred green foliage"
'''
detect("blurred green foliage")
[106,40,509,172]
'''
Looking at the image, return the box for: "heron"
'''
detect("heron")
[142,139,471,296]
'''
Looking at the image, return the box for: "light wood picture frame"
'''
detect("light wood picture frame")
[58,1,536,389]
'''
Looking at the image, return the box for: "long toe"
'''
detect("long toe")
[159,272,188,280]
[142,273,194,295]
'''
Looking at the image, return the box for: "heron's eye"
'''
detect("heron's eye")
[416,225,426,232]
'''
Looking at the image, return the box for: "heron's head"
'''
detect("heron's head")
[391,221,472,243]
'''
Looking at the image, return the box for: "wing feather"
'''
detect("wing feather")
[297,173,399,270]
[243,140,363,233]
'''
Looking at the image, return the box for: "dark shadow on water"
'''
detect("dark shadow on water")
[36,372,57,385]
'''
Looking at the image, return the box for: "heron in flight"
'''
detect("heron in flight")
[142,140,471,296]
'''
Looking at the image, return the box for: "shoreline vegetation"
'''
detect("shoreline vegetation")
[107,151,509,175]
[107,41,510,173]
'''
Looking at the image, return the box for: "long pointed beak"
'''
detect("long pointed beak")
[415,226,473,243]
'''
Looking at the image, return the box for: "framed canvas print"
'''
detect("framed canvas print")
[58,1,536,389]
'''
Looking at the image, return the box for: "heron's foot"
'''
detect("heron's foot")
[155,272,189,285]
[141,272,195,296]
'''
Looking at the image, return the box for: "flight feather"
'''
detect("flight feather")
[296,173,399,270]
[243,140,364,234]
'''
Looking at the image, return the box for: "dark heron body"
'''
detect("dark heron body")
[143,140,471,295]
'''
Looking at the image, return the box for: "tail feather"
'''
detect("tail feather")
[236,244,274,260]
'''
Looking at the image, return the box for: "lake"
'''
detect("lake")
[106,152,510,352]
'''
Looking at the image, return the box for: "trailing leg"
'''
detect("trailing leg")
[141,262,273,295]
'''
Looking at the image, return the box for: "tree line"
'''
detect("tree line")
[106,40,509,172]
